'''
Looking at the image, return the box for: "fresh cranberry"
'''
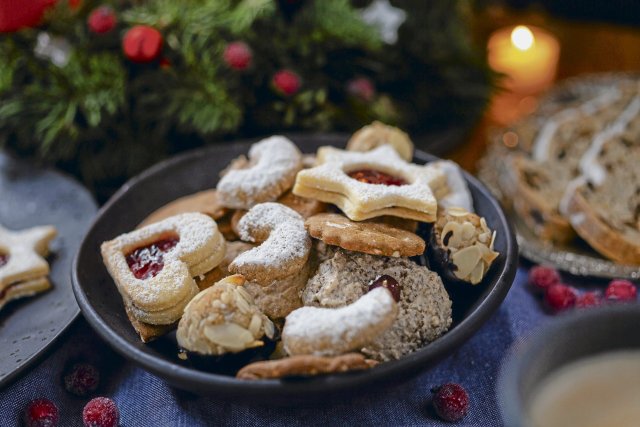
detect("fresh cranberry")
[368,275,402,302]
[63,362,100,396]
[348,169,407,186]
[223,41,252,70]
[0,253,8,268]
[87,6,116,34]
[605,280,637,303]
[125,237,179,280]
[82,397,119,427]
[544,284,577,313]
[23,398,58,427]
[575,291,602,309]
[272,69,301,96]
[431,383,469,422]
[528,265,561,293]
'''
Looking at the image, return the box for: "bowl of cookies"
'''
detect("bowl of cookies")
[72,123,517,400]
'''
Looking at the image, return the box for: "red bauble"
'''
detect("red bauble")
[272,69,301,96]
[88,6,116,34]
[122,25,163,63]
[347,77,375,102]
[0,0,51,32]
[223,41,252,70]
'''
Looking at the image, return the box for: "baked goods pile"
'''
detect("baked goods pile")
[101,122,501,379]
[0,224,57,310]
[483,75,640,265]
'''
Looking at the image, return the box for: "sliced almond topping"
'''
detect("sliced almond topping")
[442,222,462,248]
[447,207,469,217]
[248,313,263,336]
[204,323,254,350]
[451,245,481,278]
[469,262,485,284]
[236,286,255,304]
[263,318,276,339]
[234,290,252,314]
[220,291,232,305]
[461,221,476,240]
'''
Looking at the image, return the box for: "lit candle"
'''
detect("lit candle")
[488,25,560,95]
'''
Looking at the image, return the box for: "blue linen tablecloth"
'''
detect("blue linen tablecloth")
[1,267,554,426]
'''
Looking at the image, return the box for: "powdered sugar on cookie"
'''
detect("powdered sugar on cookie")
[217,136,303,209]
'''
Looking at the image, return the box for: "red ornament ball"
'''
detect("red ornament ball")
[605,280,637,303]
[223,41,252,70]
[347,77,376,102]
[88,6,116,34]
[272,69,301,96]
[544,284,577,313]
[82,397,119,427]
[23,398,59,427]
[122,25,163,63]
[431,383,470,422]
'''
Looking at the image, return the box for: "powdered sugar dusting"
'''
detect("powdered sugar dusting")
[282,287,397,356]
[232,203,311,273]
[217,136,302,209]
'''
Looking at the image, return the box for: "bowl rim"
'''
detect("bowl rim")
[497,304,640,426]
[72,136,518,396]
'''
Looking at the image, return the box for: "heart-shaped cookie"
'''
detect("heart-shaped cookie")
[101,213,226,326]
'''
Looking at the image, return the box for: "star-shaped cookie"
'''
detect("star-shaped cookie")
[0,224,57,310]
[292,145,447,222]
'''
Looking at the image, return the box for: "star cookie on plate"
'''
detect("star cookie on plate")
[293,145,447,222]
[0,224,57,310]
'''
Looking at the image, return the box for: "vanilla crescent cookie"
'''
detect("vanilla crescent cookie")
[293,145,446,222]
[101,213,226,326]
[216,136,303,209]
[228,203,311,283]
[431,160,474,212]
[282,287,398,357]
[346,121,414,161]
[0,224,57,310]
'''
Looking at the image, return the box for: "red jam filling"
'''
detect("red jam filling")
[126,238,179,280]
[0,253,8,269]
[348,169,407,186]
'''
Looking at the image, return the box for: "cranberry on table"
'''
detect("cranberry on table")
[23,398,59,427]
[82,397,119,427]
[544,284,577,313]
[368,275,402,302]
[431,383,469,422]
[63,362,100,396]
[528,265,561,293]
[605,280,637,303]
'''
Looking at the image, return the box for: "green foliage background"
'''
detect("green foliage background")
[0,0,492,199]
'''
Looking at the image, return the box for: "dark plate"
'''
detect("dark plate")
[0,151,97,387]
[72,134,517,400]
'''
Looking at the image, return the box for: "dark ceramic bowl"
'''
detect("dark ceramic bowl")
[72,134,518,400]
[498,304,640,426]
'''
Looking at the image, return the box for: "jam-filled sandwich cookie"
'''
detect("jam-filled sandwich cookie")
[101,213,226,342]
[293,145,447,222]
[346,121,414,161]
[0,224,57,311]
[217,136,303,210]
[177,275,276,359]
[428,207,499,285]
[305,213,425,257]
[228,203,311,283]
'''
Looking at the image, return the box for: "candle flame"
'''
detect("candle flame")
[511,26,534,51]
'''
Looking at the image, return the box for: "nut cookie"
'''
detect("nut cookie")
[217,136,303,209]
[177,275,276,356]
[0,224,57,310]
[346,121,414,161]
[305,213,425,257]
[302,249,452,361]
[236,353,377,380]
[138,190,227,228]
[429,207,499,285]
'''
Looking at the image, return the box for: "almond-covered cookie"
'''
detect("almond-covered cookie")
[305,213,425,257]
[177,275,275,356]
[428,207,499,285]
